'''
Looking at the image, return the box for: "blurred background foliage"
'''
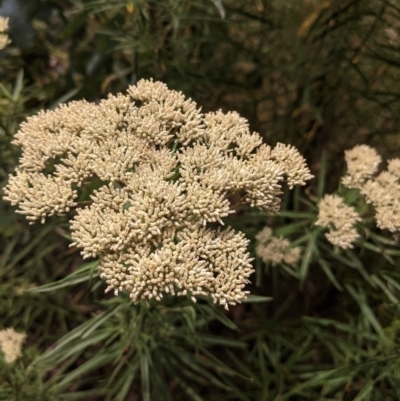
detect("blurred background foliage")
[1,0,400,400]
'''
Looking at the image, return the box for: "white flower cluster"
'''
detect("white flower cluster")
[4,79,313,308]
[255,226,301,266]
[341,145,382,189]
[361,157,400,232]
[341,145,400,233]
[0,328,26,363]
[316,145,400,249]
[0,17,10,50]
[315,194,361,249]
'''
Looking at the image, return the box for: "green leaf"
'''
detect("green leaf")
[370,274,398,303]
[353,380,374,401]
[28,261,99,293]
[12,69,24,101]
[345,250,370,283]
[199,334,246,348]
[6,224,54,270]
[112,357,140,401]
[203,305,238,331]
[380,272,400,294]
[243,295,273,303]
[317,151,327,200]
[278,211,316,219]
[319,259,343,291]
[140,353,151,401]
[303,317,379,341]
[50,87,82,109]
[300,231,318,286]
[36,304,122,366]
[345,284,388,343]
[53,353,115,391]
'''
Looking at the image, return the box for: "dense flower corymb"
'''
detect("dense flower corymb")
[341,144,381,189]
[255,226,301,266]
[0,17,10,50]
[315,194,361,249]
[3,79,313,308]
[341,145,400,233]
[361,157,400,232]
[0,328,26,363]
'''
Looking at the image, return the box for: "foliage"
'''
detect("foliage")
[1,0,400,400]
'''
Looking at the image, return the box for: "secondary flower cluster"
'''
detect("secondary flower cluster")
[316,145,400,248]
[0,328,26,364]
[357,154,400,233]
[255,226,301,266]
[0,17,10,50]
[315,194,361,248]
[4,79,312,308]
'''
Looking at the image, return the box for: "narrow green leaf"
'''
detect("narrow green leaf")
[319,259,343,291]
[278,211,316,219]
[300,231,318,286]
[141,353,151,401]
[317,152,327,200]
[370,274,398,303]
[54,353,115,391]
[345,284,388,342]
[7,224,54,270]
[59,389,101,400]
[345,250,372,284]
[381,272,400,294]
[43,331,110,369]
[354,380,374,401]
[113,358,140,401]
[243,295,273,303]
[199,334,246,348]
[35,306,120,366]
[28,261,99,293]
[303,317,378,341]
[50,87,82,109]
[12,69,24,101]
[203,305,238,331]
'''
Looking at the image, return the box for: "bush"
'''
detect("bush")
[1,1,400,400]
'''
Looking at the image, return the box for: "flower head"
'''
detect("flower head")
[0,328,26,363]
[255,226,301,266]
[0,17,10,49]
[315,194,361,248]
[361,159,400,232]
[4,79,312,308]
[342,145,381,189]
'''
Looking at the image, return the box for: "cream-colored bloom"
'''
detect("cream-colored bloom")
[4,79,313,308]
[342,145,381,189]
[315,194,361,248]
[0,328,26,363]
[255,226,301,266]
[0,17,10,50]
[361,160,400,232]
[100,226,254,308]
[270,143,314,189]
[387,158,400,179]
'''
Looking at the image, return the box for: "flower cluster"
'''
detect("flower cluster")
[0,17,10,50]
[315,194,361,249]
[0,328,26,363]
[255,226,301,266]
[4,79,313,308]
[316,145,400,249]
[341,144,400,232]
[341,145,382,189]
[360,157,400,232]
